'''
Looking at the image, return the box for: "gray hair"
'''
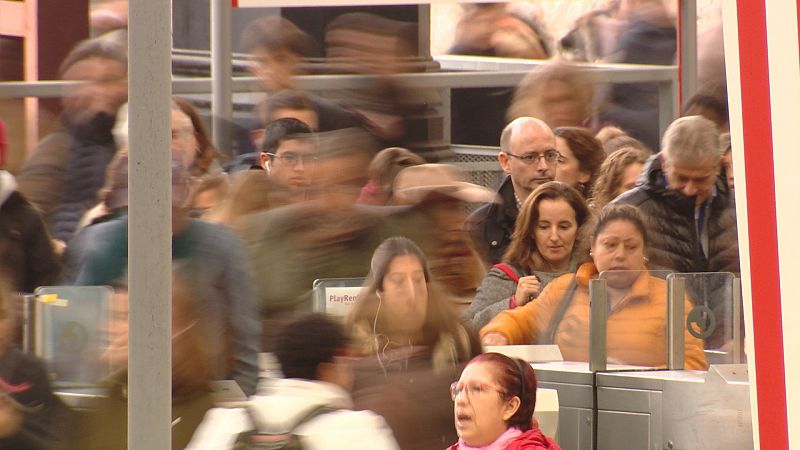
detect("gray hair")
[500,117,551,153]
[662,115,721,166]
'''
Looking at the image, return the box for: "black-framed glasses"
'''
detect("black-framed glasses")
[266,152,319,166]
[504,149,562,165]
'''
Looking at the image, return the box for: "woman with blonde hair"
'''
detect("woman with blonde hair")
[589,147,649,211]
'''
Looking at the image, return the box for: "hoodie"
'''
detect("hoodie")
[186,377,400,450]
[249,378,399,450]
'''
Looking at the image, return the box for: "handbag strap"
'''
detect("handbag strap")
[542,276,579,345]
[492,263,521,283]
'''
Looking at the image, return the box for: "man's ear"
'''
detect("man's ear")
[260,152,271,173]
[498,152,513,175]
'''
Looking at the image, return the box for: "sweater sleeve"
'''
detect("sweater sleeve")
[218,229,262,396]
[479,275,572,345]
[466,267,517,331]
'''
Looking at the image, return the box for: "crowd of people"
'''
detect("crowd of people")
[0,2,738,449]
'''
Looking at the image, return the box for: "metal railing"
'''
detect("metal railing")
[0,56,679,147]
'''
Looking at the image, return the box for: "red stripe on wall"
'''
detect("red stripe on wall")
[231,0,238,7]
[736,1,789,449]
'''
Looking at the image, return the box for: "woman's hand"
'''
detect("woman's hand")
[514,275,541,307]
[481,333,509,346]
[0,397,23,438]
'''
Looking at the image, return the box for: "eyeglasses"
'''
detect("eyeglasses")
[504,149,562,165]
[266,152,318,166]
[450,381,505,401]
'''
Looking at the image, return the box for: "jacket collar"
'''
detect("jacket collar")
[496,176,520,223]
[639,154,731,212]
[575,262,653,304]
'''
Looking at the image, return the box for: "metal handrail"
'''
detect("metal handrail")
[0,64,676,99]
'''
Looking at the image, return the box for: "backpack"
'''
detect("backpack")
[233,405,340,450]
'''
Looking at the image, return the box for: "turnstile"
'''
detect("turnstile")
[533,362,753,450]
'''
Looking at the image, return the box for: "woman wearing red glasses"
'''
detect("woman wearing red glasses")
[448,353,560,450]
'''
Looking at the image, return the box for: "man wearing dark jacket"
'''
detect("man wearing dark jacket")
[613,116,739,349]
[613,115,739,274]
[467,117,558,264]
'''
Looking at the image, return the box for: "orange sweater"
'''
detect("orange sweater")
[480,263,707,370]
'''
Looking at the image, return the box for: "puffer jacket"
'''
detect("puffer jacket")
[467,176,519,265]
[47,113,118,242]
[612,155,740,274]
[480,263,708,370]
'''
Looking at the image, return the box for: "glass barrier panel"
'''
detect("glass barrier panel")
[32,286,113,388]
[667,272,740,365]
[595,270,676,370]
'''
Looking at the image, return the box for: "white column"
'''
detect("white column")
[127,0,173,448]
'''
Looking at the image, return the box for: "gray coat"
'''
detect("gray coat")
[465,263,573,331]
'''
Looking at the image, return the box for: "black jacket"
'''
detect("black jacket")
[466,176,519,265]
[0,190,61,293]
[613,155,740,275]
[0,347,68,450]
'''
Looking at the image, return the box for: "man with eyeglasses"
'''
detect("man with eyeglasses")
[259,118,318,205]
[467,117,558,264]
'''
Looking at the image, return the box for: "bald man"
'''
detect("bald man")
[467,117,558,264]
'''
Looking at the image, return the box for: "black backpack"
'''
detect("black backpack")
[233,405,340,450]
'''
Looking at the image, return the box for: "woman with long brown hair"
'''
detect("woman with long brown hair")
[347,236,477,372]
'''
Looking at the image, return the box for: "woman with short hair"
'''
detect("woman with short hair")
[447,352,560,450]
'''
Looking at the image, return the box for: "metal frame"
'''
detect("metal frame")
[589,278,608,372]
[733,278,742,364]
[679,0,698,105]
[0,61,679,141]
[211,0,234,154]
[666,277,686,370]
[128,1,173,449]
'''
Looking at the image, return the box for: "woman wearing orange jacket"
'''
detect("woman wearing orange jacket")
[481,204,707,370]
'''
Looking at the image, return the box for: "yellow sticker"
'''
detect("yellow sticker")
[37,294,68,307]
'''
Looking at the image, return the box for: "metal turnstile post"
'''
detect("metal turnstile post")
[667,277,686,370]
[589,278,608,372]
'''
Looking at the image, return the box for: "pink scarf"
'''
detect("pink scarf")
[458,427,523,450]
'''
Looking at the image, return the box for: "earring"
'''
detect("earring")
[589,251,594,257]
[643,256,650,263]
